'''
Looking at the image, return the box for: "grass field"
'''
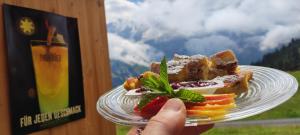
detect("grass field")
[116,125,130,135]
[116,71,300,135]
[203,125,300,135]
[116,124,300,135]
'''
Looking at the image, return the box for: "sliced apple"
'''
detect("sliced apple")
[186,98,235,106]
[203,93,236,100]
[187,109,228,117]
[188,103,236,110]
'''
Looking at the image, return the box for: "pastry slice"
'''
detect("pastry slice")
[150,54,210,82]
[151,60,189,82]
[208,50,238,79]
[214,70,253,94]
[173,54,210,81]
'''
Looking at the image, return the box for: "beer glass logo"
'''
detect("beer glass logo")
[18,17,35,36]
[30,22,69,113]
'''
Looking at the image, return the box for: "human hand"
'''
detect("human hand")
[127,98,214,135]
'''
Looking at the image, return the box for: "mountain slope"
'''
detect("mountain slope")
[253,39,300,71]
[110,60,148,87]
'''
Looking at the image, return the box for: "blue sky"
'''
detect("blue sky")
[105,0,300,66]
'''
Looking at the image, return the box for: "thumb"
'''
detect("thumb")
[142,98,186,135]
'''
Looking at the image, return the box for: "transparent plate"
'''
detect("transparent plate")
[97,66,298,126]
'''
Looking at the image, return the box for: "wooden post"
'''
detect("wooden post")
[0,0,116,134]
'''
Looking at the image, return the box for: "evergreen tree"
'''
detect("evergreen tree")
[253,39,300,71]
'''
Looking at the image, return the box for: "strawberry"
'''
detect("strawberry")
[134,96,169,118]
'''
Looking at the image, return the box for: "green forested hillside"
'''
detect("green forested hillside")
[254,39,300,70]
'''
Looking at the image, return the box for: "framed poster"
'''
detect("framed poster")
[3,4,85,134]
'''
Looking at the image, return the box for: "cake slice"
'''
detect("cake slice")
[125,70,253,95]
[140,50,252,95]
[151,50,238,82]
[174,54,210,81]
[214,70,253,94]
[150,54,210,82]
[151,60,189,82]
[208,50,239,79]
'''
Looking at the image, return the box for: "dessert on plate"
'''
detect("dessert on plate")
[123,50,252,119]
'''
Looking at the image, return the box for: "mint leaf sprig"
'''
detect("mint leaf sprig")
[140,75,165,93]
[175,89,205,102]
[138,57,205,109]
[159,57,175,96]
[140,57,175,96]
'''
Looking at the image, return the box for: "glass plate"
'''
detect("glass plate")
[97,66,298,126]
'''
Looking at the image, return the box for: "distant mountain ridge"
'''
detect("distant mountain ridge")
[110,39,300,87]
[110,60,148,87]
[253,39,300,71]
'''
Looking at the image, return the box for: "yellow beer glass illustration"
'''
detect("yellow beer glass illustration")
[30,36,69,113]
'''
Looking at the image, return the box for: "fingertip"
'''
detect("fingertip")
[127,127,145,135]
[142,98,186,135]
[161,98,186,112]
[127,127,138,135]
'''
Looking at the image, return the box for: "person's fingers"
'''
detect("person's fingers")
[142,98,186,135]
[127,127,139,135]
[179,124,214,135]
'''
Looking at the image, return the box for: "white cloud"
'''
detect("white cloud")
[184,35,239,56]
[260,25,300,51]
[107,33,163,66]
[105,0,300,65]
[106,0,300,48]
[205,8,267,34]
[105,0,137,27]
